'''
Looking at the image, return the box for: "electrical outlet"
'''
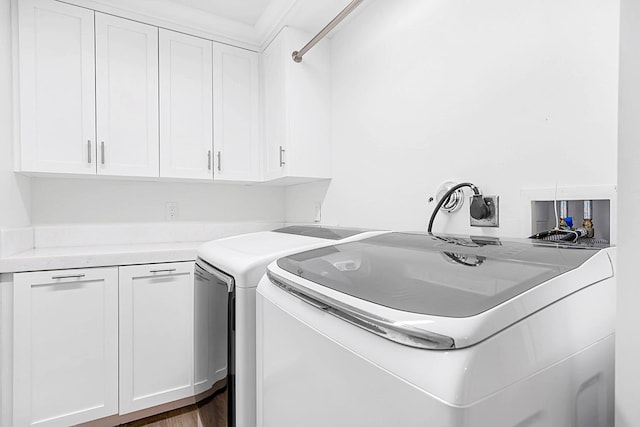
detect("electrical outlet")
[314,203,322,223]
[470,196,499,227]
[165,202,178,221]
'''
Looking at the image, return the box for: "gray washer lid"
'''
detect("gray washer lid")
[276,232,605,318]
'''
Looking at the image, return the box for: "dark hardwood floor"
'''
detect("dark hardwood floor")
[120,391,227,427]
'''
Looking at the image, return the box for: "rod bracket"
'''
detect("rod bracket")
[290,0,364,63]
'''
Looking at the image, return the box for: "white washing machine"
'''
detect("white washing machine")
[256,232,616,427]
[194,226,386,427]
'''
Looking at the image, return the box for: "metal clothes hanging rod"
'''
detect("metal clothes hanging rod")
[292,0,364,63]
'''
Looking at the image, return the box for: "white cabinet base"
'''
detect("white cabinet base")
[118,262,195,415]
[13,268,119,427]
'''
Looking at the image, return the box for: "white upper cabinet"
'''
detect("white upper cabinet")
[263,29,288,181]
[18,0,96,174]
[263,26,332,184]
[17,1,329,185]
[213,43,261,182]
[95,13,159,177]
[159,30,213,180]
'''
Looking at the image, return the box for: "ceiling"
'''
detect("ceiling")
[71,0,358,50]
[165,0,274,26]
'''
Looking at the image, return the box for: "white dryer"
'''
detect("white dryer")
[194,226,386,427]
[256,232,616,427]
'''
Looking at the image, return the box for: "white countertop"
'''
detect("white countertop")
[0,241,203,273]
[0,221,285,273]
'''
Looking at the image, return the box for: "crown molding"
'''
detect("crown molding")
[57,0,362,51]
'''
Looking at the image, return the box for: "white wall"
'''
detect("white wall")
[0,0,30,229]
[30,178,285,224]
[286,0,619,238]
[0,2,19,422]
[616,0,640,424]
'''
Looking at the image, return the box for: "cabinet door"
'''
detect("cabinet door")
[95,13,159,177]
[213,43,261,182]
[159,30,213,180]
[119,262,195,414]
[262,27,332,183]
[13,267,118,427]
[18,0,96,174]
[284,28,332,180]
[263,30,288,181]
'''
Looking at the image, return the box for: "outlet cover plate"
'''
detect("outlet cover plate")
[470,196,499,227]
[165,202,179,221]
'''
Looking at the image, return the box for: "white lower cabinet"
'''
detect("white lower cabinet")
[12,261,198,426]
[13,267,119,427]
[118,262,195,414]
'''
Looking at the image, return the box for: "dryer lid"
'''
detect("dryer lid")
[273,225,373,240]
[276,232,609,318]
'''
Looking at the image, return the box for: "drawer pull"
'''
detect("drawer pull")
[150,268,177,274]
[51,274,86,280]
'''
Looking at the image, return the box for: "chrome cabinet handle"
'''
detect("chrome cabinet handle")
[101,141,105,165]
[279,146,285,167]
[217,151,221,172]
[150,268,177,274]
[87,140,92,164]
[52,274,86,280]
[208,150,212,171]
